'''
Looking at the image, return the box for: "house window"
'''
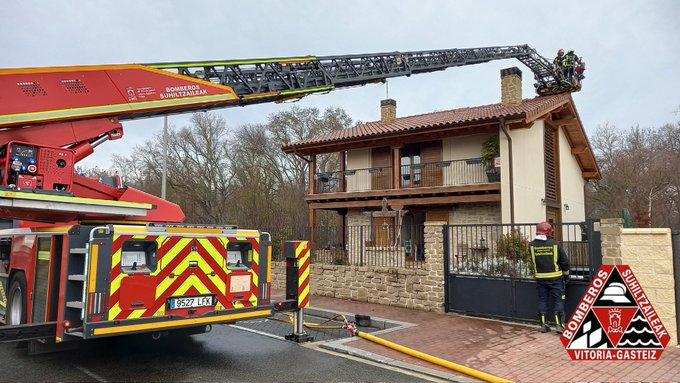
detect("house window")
[401,144,421,187]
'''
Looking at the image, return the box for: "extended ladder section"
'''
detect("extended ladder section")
[148,45,578,104]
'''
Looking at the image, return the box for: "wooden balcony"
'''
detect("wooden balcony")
[309,158,501,209]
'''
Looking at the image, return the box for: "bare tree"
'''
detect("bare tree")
[587,121,680,229]
[106,106,351,230]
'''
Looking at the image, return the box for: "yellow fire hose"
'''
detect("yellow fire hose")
[278,311,511,382]
[356,331,512,383]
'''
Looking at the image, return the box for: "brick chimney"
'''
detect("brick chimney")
[380,99,396,122]
[500,67,522,104]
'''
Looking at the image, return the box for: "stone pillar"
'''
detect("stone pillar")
[601,218,677,346]
[500,67,522,105]
[423,221,446,312]
[601,218,623,265]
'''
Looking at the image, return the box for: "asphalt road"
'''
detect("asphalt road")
[0,325,431,382]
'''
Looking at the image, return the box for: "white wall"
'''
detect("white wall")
[442,133,493,161]
[442,133,494,185]
[500,120,547,224]
[346,148,371,192]
[559,126,586,223]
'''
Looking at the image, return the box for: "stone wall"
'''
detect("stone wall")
[271,222,446,312]
[448,202,502,225]
[601,218,677,346]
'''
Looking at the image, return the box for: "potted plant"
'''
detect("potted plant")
[481,135,500,182]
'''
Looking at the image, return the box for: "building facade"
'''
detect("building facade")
[282,67,600,265]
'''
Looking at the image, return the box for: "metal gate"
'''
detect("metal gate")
[443,220,601,323]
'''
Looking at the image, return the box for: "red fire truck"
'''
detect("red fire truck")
[0,46,579,348]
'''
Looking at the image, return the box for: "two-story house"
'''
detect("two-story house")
[282,67,600,264]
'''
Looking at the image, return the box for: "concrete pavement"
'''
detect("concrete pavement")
[0,325,435,382]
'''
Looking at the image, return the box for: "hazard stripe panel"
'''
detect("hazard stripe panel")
[104,233,260,321]
[294,241,311,309]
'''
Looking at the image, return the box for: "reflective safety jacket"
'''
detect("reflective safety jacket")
[563,52,577,68]
[553,56,563,68]
[529,237,570,280]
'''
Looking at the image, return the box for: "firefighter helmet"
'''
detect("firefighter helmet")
[536,221,554,237]
[557,49,565,56]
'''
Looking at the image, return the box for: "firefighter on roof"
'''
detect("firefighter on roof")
[530,222,570,333]
[563,50,578,83]
[553,49,565,75]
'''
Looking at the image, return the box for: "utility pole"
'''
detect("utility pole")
[161,115,168,200]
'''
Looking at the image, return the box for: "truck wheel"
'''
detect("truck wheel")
[7,273,27,326]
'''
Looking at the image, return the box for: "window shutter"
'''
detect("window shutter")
[544,126,560,203]
[420,141,443,187]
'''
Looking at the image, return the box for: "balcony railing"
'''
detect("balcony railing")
[314,157,495,194]
[401,158,490,188]
[316,166,392,194]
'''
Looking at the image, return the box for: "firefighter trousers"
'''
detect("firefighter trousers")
[536,278,565,315]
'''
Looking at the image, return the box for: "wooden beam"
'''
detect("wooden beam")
[571,146,588,155]
[308,207,317,246]
[308,193,501,210]
[308,154,317,195]
[392,146,401,189]
[552,117,577,126]
[305,183,501,202]
[582,171,600,179]
[339,151,346,192]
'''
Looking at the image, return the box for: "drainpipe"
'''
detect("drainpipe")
[499,118,515,225]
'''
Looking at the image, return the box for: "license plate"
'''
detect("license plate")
[168,295,216,310]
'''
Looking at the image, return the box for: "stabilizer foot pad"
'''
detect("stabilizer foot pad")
[285,333,314,343]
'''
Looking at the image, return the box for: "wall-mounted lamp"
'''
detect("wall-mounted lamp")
[564,204,570,211]
[541,198,547,206]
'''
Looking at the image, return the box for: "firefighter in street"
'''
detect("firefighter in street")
[530,222,570,333]
[563,49,578,83]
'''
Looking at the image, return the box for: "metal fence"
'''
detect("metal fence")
[312,224,426,268]
[446,222,592,280]
[267,224,426,268]
[316,157,494,194]
[401,158,490,188]
[316,166,392,194]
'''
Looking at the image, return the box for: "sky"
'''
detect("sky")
[2,0,679,168]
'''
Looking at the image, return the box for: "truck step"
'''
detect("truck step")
[66,331,84,338]
[68,274,86,282]
[66,301,84,309]
[70,248,87,254]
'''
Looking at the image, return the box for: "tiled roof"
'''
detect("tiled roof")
[282,93,571,151]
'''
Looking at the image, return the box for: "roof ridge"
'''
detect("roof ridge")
[346,94,563,130]
[287,93,570,149]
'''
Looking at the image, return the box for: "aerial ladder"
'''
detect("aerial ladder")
[0,45,584,348]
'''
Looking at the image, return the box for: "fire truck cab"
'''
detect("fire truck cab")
[0,222,273,342]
